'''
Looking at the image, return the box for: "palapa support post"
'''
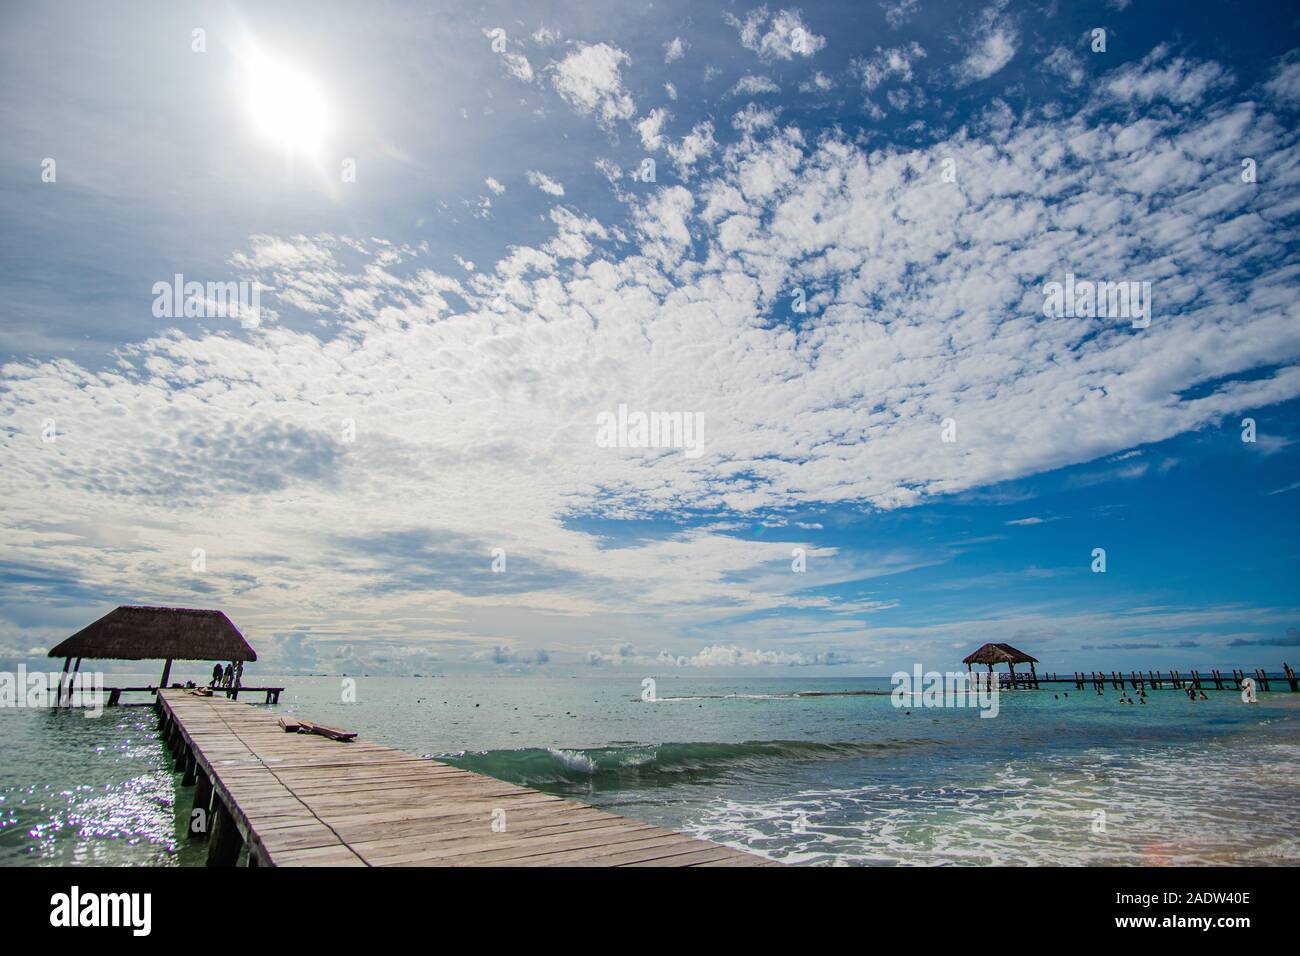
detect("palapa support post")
[1213,669,1224,690]
[1029,661,1039,689]
[1285,662,1299,693]
[158,657,172,690]
[1256,668,1270,693]
[206,798,243,867]
[64,657,83,707]
[56,657,72,706]
[1192,670,1201,690]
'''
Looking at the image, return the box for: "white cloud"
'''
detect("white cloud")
[5,52,1300,662]
[729,74,780,97]
[1265,55,1300,105]
[852,43,926,90]
[526,169,565,196]
[881,0,919,28]
[733,104,781,134]
[532,26,562,46]
[667,121,717,175]
[798,71,834,93]
[954,1,1018,86]
[637,108,670,150]
[485,176,505,195]
[1041,45,1086,88]
[1103,44,1232,105]
[664,37,687,64]
[502,52,534,83]
[728,6,827,62]
[473,645,550,665]
[660,644,858,666]
[481,28,536,83]
[550,42,636,126]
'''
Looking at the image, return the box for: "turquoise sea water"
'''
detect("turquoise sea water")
[2,670,1297,866]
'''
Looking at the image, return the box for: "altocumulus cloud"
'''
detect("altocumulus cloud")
[3,45,1300,665]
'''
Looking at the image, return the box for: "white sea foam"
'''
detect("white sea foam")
[683,740,1300,866]
[547,748,597,775]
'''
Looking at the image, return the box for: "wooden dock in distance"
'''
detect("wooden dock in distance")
[156,689,776,867]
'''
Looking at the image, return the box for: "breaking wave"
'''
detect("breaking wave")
[432,738,939,791]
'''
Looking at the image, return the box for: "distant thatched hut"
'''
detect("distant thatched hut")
[963,642,1039,688]
[48,606,256,692]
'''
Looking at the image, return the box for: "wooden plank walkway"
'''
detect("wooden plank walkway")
[157,689,776,867]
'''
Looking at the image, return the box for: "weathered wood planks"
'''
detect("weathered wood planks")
[158,689,776,867]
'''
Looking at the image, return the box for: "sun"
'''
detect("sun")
[241,51,331,157]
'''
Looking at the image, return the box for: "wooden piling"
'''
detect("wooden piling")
[191,772,213,839]
[206,798,243,867]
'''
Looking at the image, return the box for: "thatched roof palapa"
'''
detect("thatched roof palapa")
[962,642,1038,666]
[48,606,257,662]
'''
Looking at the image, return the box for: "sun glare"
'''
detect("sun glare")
[242,52,331,157]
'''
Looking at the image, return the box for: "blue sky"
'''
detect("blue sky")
[1,0,1298,676]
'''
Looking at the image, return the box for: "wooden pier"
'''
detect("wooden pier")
[985,663,1299,693]
[96,685,284,707]
[156,689,775,867]
[977,665,1294,697]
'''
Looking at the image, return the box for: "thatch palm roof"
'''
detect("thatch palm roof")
[962,642,1038,666]
[48,606,257,662]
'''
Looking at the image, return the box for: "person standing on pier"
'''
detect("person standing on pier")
[211,663,223,687]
